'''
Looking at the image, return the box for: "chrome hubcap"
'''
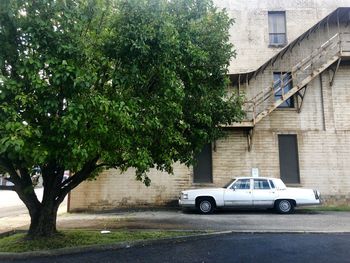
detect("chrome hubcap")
[200,201,211,212]
[279,200,291,212]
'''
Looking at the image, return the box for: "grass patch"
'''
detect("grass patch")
[0,230,198,253]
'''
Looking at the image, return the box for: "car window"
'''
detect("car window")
[269,180,275,189]
[232,179,250,190]
[254,179,271,189]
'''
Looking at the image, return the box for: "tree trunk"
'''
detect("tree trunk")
[27,203,59,238]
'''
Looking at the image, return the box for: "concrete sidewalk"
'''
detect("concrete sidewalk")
[2,208,350,234]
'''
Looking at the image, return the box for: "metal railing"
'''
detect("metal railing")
[242,32,345,124]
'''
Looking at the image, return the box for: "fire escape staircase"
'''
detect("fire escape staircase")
[226,32,350,150]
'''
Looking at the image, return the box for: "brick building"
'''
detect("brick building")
[69,0,350,211]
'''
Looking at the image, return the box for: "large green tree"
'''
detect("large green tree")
[0,0,243,238]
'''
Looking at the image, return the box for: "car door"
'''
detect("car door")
[252,179,277,207]
[224,179,253,207]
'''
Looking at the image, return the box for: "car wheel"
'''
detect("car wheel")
[197,198,215,214]
[275,199,295,214]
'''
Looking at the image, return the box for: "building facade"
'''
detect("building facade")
[69,0,350,211]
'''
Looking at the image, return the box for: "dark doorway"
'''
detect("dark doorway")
[278,135,300,184]
[193,144,213,183]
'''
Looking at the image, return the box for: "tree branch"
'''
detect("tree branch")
[17,167,41,209]
[95,163,108,168]
[0,158,41,213]
[18,167,34,187]
[0,157,21,184]
[55,156,99,205]
[0,185,15,191]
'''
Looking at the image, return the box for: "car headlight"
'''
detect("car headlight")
[181,193,188,200]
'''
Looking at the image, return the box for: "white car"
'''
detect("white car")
[179,177,321,214]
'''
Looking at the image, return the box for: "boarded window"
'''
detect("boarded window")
[273,72,294,108]
[193,144,213,183]
[278,135,300,184]
[268,11,287,45]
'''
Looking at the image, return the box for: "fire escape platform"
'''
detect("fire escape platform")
[222,121,254,128]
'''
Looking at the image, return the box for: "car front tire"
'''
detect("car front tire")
[197,198,215,214]
[275,199,295,214]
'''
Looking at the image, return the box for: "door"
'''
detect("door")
[224,179,253,207]
[252,179,277,207]
[193,144,213,183]
[278,135,300,184]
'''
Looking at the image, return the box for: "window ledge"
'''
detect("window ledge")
[268,43,287,48]
[192,182,214,186]
[275,107,297,111]
[285,183,301,187]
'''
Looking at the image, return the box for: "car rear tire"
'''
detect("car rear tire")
[275,199,295,214]
[197,198,215,214]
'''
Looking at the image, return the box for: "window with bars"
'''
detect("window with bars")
[268,11,287,46]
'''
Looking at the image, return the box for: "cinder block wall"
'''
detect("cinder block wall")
[69,2,350,211]
[70,64,350,210]
[69,165,192,211]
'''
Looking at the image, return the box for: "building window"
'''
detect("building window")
[193,144,213,183]
[278,135,300,184]
[268,11,287,46]
[273,72,294,108]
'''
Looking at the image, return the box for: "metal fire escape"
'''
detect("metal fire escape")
[226,32,350,150]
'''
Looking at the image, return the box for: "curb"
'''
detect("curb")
[1,230,350,260]
[0,230,16,239]
[0,232,215,260]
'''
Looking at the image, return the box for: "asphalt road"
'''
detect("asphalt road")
[66,208,350,233]
[3,233,350,263]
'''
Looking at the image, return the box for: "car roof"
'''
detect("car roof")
[234,177,278,180]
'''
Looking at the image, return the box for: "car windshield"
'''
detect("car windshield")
[223,179,236,188]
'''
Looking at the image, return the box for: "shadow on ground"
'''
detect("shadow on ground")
[181,207,320,215]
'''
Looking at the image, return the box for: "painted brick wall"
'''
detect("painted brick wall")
[69,164,192,211]
[69,2,350,211]
[70,63,350,210]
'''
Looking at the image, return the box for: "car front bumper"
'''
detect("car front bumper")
[178,199,195,207]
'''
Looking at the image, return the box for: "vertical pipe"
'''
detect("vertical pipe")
[319,73,326,131]
[238,74,241,95]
